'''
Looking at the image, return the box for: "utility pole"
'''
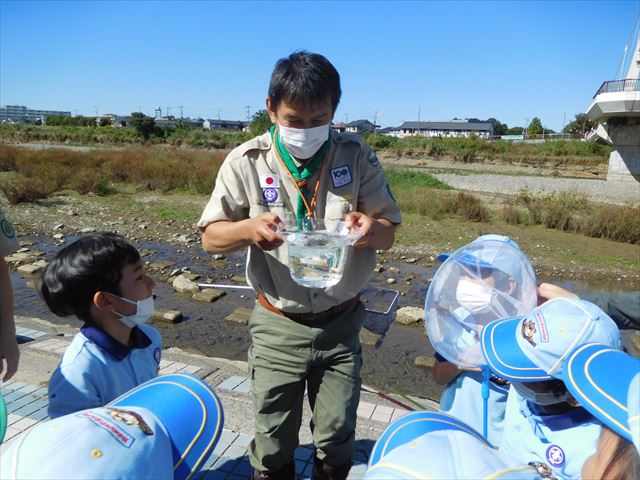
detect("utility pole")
[345,113,349,124]
[417,106,421,136]
[561,112,566,139]
[246,106,251,122]
[166,107,171,118]
[94,106,99,117]
[179,106,183,119]
[373,111,378,133]
[218,109,221,120]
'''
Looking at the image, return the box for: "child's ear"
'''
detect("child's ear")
[93,292,115,312]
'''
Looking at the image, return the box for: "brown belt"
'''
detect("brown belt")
[257,292,359,325]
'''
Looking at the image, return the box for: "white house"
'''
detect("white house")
[386,120,493,138]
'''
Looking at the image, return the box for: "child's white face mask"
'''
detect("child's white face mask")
[279,123,329,159]
[456,278,494,313]
[113,295,155,328]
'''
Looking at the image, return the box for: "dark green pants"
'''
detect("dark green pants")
[247,300,364,473]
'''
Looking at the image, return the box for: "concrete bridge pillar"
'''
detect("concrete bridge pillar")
[605,117,640,182]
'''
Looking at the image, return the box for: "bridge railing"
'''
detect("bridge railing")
[594,78,640,97]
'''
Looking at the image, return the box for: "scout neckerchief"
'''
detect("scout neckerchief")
[270,125,329,225]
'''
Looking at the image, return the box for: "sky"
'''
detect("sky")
[1,0,638,131]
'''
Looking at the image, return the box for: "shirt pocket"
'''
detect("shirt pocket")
[324,191,353,221]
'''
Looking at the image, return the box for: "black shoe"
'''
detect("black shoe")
[252,460,296,480]
[311,457,352,480]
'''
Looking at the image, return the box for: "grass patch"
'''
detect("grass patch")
[0,144,224,204]
[500,188,640,244]
[153,203,201,222]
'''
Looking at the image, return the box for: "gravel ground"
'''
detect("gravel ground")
[431,173,640,206]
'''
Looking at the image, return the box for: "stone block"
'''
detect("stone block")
[225,307,253,325]
[414,355,436,369]
[152,309,183,324]
[230,275,247,284]
[17,264,42,275]
[193,289,226,303]
[395,306,424,326]
[172,274,199,294]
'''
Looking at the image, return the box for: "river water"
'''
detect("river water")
[10,235,633,401]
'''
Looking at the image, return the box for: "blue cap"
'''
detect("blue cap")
[426,234,537,369]
[481,298,621,382]
[629,373,640,452]
[436,234,523,279]
[0,374,224,480]
[365,411,541,479]
[368,411,490,468]
[563,343,640,447]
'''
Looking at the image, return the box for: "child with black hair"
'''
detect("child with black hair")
[41,233,162,419]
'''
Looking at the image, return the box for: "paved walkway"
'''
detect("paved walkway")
[1,317,436,479]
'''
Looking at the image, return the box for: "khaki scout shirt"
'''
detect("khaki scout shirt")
[198,130,402,313]
[0,209,19,257]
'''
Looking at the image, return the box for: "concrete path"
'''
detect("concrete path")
[1,316,437,480]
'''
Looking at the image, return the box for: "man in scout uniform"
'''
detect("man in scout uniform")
[198,51,402,480]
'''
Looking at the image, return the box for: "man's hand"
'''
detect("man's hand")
[245,213,285,251]
[537,283,579,306]
[0,335,19,381]
[201,213,285,253]
[345,212,396,250]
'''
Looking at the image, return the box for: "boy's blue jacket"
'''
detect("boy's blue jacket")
[47,323,162,419]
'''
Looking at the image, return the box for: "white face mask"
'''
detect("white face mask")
[113,295,155,328]
[456,278,494,313]
[279,123,329,159]
[512,382,570,406]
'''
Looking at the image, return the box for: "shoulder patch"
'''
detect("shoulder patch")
[368,150,381,167]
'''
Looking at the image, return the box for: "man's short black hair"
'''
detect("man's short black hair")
[268,51,341,113]
[39,232,140,324]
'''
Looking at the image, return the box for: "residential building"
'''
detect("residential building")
[386,120,493,138]
[203,119,249,131]
[345,119,378,134]
[0,105,71,123]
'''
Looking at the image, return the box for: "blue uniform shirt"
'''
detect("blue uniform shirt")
[435,352,509,445]
[47,323,162,419]
[499,387,601,479]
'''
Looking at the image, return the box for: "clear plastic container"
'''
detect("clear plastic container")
[282,219,364,288]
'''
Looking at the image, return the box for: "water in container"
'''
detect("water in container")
[286,231,348,288]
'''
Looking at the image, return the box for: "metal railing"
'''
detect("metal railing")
[594,78,640,97]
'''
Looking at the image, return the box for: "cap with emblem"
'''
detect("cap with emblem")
[0,374,224,480]
[365,411,542,479]
[563,343,640,449]
[425,234,537,368]
[480,298,621,382]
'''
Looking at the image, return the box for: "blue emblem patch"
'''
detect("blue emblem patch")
[262,188,279,203]
[545,444,565,467]
[330,165,352,188]
[154,347,161,364]
[0,219,15,239]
